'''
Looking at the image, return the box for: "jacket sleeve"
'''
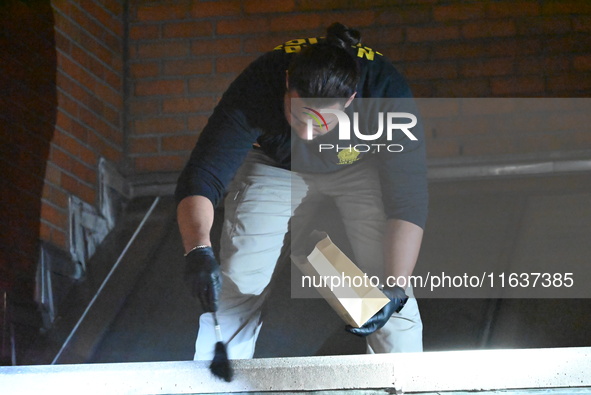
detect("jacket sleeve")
[174,54,276,206]
[371,66,429,229]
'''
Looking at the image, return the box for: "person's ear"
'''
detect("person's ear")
[344,92,357,108]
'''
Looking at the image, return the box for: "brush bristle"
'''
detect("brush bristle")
[210,341,233,382]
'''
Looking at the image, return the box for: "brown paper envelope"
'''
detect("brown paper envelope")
[292,234,390,327]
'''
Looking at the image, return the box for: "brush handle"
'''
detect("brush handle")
[213,312,223,343]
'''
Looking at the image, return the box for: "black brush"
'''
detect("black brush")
[209,312,233,382]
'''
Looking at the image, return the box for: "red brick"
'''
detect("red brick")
[427,118,477,141]
[40,202,68,230]
[406,25,460,42]
[77,0,123,37]
[362,27,404,47]
[61,173,96,204]
[101,0,124,16]
[134,117,186,134]
[134,154,187,172]
[55,110,76,138]
[136,41,190,59]
[410,81,433,97]
[515,56,571,76]
[330,10,376,29]
[52,131,96,166]
[426,139,461,158]
[161,134,199,151]
[134,79,185,96]
[78,106,123,147]
[135,3,189,22]
[243,35,293,53]
[129,99,161,115]
[544,34,591,55]
[188,115,210,131]
[433,37,532,60]
[61,2,108,45]
[86,131,123,163]
[70,44,115,83]
[404,62,458,80]
[55,30,72,55]
[39,221,52,243]
[163,59,213,76]
[130,137,159,154]
[460,99,520,117]
[433,79,491,98]
[58,54,93,91]
[517,17,572,36]
[60,9,120,57]
[44,163,62,185]
[542,1,591,15]
[162,97,216,113]
[461,58,515,78]
[486,1,540,18]
[296,0,350,11]
[462,20,517,39]
[245,0,295,14]
[574,55,591,71]
[417,99,461,118]
[433,3,485,22]
[189,75,235,93]
[380,45,430,63]
[104,68,123,91]
[573,16,591,32]
[216,55,257,74]
[269,14,322,32]
[71,160,97,185]
[130,61,160,78]
[191,0,242,18]
[491,76,545,96]
[130,24,160,40]
[460,130,591,158]
[90,78,124,108]
[163,21,213,38]
[191,38,242,56]
[50,146,74,173]
[217,18,271,35]
[51,228,68,251]
[375,6,432,26]
[547,73,591,95]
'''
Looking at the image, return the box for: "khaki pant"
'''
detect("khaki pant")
[194,150,422,360]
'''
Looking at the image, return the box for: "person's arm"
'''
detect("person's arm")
[345,219,423,337]
[177,195,215,253]
[346,61,427,337]
[383,218,423,289]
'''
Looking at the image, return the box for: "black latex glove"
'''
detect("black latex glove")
[184,246,221,312]
[345,285,408,337]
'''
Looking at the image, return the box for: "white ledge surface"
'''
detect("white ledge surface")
[1,347,590,394]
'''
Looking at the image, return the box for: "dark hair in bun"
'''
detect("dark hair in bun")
[326,22,361,49]
[287,22,360,100]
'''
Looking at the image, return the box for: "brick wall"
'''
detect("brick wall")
[127,0,591,175]
[1,0,126,353]
[3,0,591,304]
[42,0,125,251]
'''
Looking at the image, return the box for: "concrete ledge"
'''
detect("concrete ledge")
[1,347,590,394]
[128,152,591,198]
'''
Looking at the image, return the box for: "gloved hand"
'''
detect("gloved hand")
[184,246,221,312]
[345,285,408,337]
